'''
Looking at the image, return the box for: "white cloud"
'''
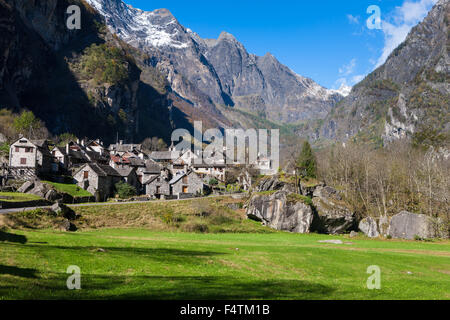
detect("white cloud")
[334,59,365,90]
[339,58,357,76]
[351,74,365,83]
[347,14,360,24]
[375,0,438,67]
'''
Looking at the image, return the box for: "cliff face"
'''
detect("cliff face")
[318,0,450,146]
[0,0,186,143]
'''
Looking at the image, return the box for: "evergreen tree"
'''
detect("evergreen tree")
[296,141,317,179]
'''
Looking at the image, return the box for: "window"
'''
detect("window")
[15,147,20,152]
[83,171,89,179]
[20,158,27,165]
[25,147,33,153]
[182,176,188,184]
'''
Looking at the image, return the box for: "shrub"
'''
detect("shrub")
[160,210,185,225]
[79,44,128,85]
[182,222,209,233]
[208,178,219,186]
[114,181,136,199]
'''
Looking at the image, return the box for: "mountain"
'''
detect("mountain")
[316,0,449,147]
[0,0,227,144]
[85,0,343,124]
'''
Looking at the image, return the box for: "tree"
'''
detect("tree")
[56,133,78,147]
[114,181,136,199]
[13,110,44,138]
[208,178,219,186]
[141,137,168,151]
[296,141,317,179]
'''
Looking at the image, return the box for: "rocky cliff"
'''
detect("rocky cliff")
[317,0,449,146]
[0,0,208,143]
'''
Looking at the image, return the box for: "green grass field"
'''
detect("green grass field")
[1,228,449,300]
[0,192,43,202]
[41,181,93,198]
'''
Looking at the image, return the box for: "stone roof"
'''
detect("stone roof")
[114,167,135,177]
[77,163,121,177]
[144,161,162,173]
[149,150,181,161]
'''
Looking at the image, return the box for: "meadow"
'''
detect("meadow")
[1,227,449,300]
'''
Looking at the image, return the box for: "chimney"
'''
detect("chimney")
[66,143,69,155]
[81,139,85,147]
[119,140,123,145]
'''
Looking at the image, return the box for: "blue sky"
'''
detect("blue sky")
[125,0,437,89]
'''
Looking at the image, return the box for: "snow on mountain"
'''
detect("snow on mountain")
[85,0,189,49]
[330,84,352,97]
[84,0,344,123]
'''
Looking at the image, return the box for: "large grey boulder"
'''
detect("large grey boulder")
[51,203,77,221]
[58,219,77,232]
[256,176,296,193]
[388,211,447,239]
[359,217,380,238]
[247,191,314,233]
[312,186,356,234]
[313,186,341,201]
[18,180,35,193]
[45,189,61,201]
[378,215,390,237]
[28,180,51,198]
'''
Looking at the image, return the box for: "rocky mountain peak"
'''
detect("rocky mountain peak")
[317,0,449,145]
[217,31,237,42]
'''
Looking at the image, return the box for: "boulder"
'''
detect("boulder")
[312,186,356,234]
[349,231,358,237]
[300,180,324,197]
[45,189,62,201]
[18,180,35,193]
[28,180,51,198]
[378,215,390,237]
[313,186,342,201]
[388,211,447,240]
[51,203,77,221]
[247,191,314,233]
[256,176,296,193]
[58,219,77,232]
[359,217,380,238]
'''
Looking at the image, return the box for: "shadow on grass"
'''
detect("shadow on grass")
[4,243,226,265]
[0,274,335,300]
[0,230,27,244]
[0,265,37,278]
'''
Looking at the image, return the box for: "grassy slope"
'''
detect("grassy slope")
[0,192,43,202]
[42,181,93,198]
[1,197,265,234]
[1,228,449,300]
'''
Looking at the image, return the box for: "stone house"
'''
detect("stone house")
[115,167,140,191]
[108,141,143,157]
[169,170,204,197]
[144,174,170,199]
[8,137,53,179]
[192,164,227,182]
[73,163,122,201]
[51,146,68,173]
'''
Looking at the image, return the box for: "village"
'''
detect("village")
[1,136,277,204]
